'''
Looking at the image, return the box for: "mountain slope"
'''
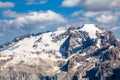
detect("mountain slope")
[0,24,120,80]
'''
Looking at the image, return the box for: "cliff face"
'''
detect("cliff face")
[0,24,120,80]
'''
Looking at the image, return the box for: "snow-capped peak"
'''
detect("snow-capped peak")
[0,24,106,62]
[80,24,104,39]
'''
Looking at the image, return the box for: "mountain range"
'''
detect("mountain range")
[0,24,120,80]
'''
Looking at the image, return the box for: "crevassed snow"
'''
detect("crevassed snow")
[0,30,68,68]
[0,56,11,60]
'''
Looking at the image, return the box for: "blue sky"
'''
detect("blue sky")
[0,0,120,44]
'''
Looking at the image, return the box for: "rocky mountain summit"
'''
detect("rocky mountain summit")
[0,24,120,80]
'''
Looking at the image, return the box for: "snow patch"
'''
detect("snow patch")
[80,24,102,39]
[96,39,101,48]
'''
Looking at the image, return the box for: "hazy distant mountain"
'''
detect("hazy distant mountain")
[0,24,120,80]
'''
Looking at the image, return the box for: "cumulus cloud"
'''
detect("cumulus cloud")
[0,10,66,31]
[26,0,48,5]
[71,10,84,17]
[62,0,120,11]
[0,33,4,37]
[84,0,120,11]
[0,1,14,8]
[62,0,81,7]
[72,10,117,24]
[0,20,10,31]
[3,10,26,18]
[96,15,116,23]
[84,11,101,17]
[84,11,117,23]
[111,26,120,31]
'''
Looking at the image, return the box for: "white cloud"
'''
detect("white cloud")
[0,20,10,31]
[71,10,120,25]
[111,26,120,31]
[84,0,120,11]
[62,0,81,7]
[3,10,26,18]
[26,0,48,5]
[0,10,66,31]
[83,11,117,23]
[62,0,120,11]
[84,12,100,17]
[26,10,66,22]
[72,10,84,17]
[96,15,116,23]
[0,33,4,37]
[0,1,14,8]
